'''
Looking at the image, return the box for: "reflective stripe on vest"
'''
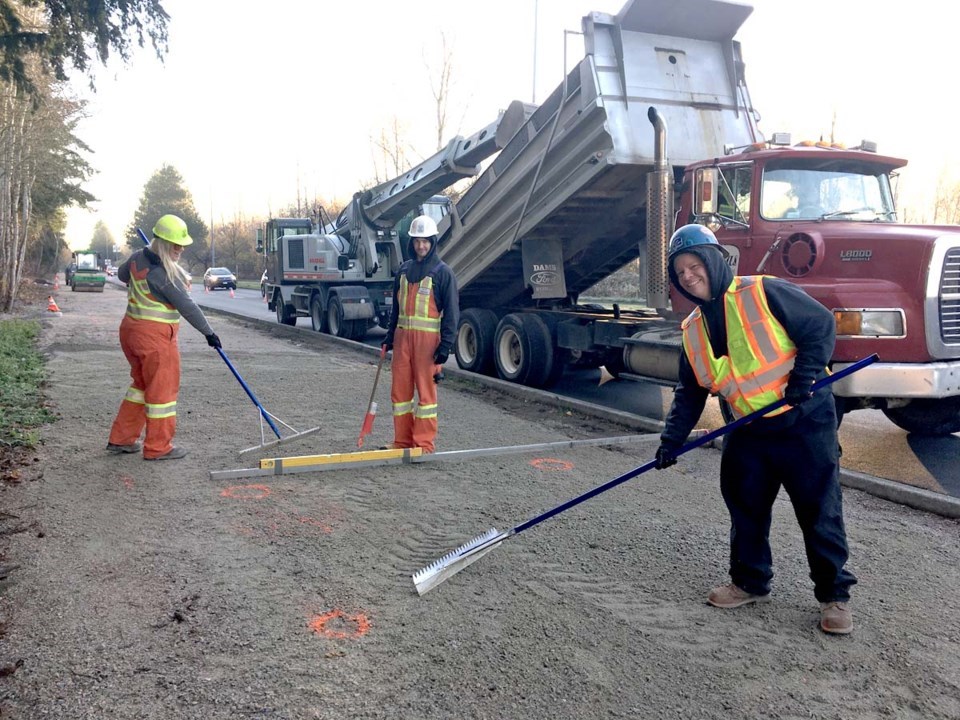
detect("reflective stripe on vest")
[681,276,797,419]
[396,274,441,333]
[125,259,180,324]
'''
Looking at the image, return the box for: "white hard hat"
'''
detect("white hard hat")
[409,215,438,238]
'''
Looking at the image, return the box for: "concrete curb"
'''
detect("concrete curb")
[205,305,960,520]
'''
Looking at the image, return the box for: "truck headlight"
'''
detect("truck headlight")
[833,309,904,337]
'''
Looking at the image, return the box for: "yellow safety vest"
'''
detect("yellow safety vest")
[681,276,796,419]
[125,258,180,324]
[396,274,441,334]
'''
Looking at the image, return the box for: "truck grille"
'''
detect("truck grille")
[942,247,960,343]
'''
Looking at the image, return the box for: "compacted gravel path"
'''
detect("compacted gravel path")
[0,288,958,719]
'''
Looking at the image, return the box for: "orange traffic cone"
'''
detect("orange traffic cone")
[53,276,59,290]
[47,296,62,316]
[229,288,235,298]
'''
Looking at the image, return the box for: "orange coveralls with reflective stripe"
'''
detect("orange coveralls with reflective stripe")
[391,274,444,452]
[108,251,203,459]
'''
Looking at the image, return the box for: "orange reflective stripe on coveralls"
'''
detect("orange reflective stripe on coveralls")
[108,257,182,458]
[682,276,797,419]
[391,274,442,453]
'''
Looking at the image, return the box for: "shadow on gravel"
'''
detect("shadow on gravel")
[907,434,960,497]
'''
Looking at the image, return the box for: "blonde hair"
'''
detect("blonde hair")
[151,238,191,290]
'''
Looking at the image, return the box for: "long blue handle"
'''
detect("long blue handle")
[136,228,150,246]
[216,347,283,438]
[512,354,879,535]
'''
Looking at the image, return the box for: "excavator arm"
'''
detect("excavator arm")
[336,100,534,276]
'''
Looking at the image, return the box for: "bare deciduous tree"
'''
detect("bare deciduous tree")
[932,171,960,225]
[369,116,413,184]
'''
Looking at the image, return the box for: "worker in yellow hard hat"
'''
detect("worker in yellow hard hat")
[107,214,222,461]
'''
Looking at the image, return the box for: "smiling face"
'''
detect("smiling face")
[413,237,432,260]
[672,252,712,301]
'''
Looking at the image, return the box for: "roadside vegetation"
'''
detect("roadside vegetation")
[0,319,54,451]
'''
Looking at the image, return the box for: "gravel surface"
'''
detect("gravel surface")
[1,287,958,719]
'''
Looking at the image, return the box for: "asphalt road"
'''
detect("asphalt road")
[186,283,960,502]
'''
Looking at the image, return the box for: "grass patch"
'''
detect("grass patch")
[0,319,55,448]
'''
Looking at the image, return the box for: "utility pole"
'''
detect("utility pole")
[209,193,215,266]
[532,0,539,104]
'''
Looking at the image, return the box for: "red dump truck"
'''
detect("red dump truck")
[436,0,960,435]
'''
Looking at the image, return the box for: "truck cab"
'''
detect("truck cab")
[678,141,960,434]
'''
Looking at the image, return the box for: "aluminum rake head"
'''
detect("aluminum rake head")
[412,527,509,596]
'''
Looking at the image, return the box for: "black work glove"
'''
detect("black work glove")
[784,379,813,407]
[206,333,222,349]
[433,346,450,365]
[433,369,445,384]
[654,444,678,470]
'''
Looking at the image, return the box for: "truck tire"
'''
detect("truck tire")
[327,295,347,338]
[310,296,328,333]
[882,397,960,436]
[275,292,296,326]
[456,308,498,375]
[493,313,556,388]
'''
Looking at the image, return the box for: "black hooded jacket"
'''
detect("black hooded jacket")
[660,245,836,449]
[384,233,459,354]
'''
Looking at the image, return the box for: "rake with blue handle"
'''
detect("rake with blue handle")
[413,353,879,595]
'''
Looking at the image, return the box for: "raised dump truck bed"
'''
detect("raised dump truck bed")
[439,0,759,310]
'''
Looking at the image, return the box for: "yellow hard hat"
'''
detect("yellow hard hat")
[152,214,193,246]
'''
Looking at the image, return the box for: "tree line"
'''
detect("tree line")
[0,0,167,312]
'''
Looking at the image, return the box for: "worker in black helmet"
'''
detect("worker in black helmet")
[655,223,855,635]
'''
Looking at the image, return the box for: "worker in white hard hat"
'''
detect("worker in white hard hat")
[381,214,459,453]
[107,214,222,461]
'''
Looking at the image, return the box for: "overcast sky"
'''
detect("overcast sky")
[64,0,956,249]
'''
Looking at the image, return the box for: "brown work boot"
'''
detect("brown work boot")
[820,601,853,635]
[707,583,771,608]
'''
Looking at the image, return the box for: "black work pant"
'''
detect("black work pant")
[719,399,856,603]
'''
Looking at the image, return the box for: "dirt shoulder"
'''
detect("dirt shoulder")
[0,288,958,719]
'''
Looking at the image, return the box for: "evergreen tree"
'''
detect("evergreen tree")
[90,220,114,262]
[0,0,169,98]
[127,164,208,273]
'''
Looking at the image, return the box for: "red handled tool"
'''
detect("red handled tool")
[357,345,388,448]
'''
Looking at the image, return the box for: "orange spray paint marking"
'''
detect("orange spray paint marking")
[308,609,371,639]
[220,484,272,500]
[530,457,574,472]
[120,474,135,489]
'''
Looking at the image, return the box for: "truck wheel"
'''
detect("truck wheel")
[456,308,498,375]
[345,320,369,341]
[327,295,347,337]
[275,293,296,326]
[310,296,328,333]
[494,313,556,388]
[882,397,960,436]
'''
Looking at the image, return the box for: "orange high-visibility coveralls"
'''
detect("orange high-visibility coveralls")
[391,275,443,452]
[108,255,185,459]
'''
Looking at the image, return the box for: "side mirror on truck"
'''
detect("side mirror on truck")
[255,228,264,254]
[694,167,719,216]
